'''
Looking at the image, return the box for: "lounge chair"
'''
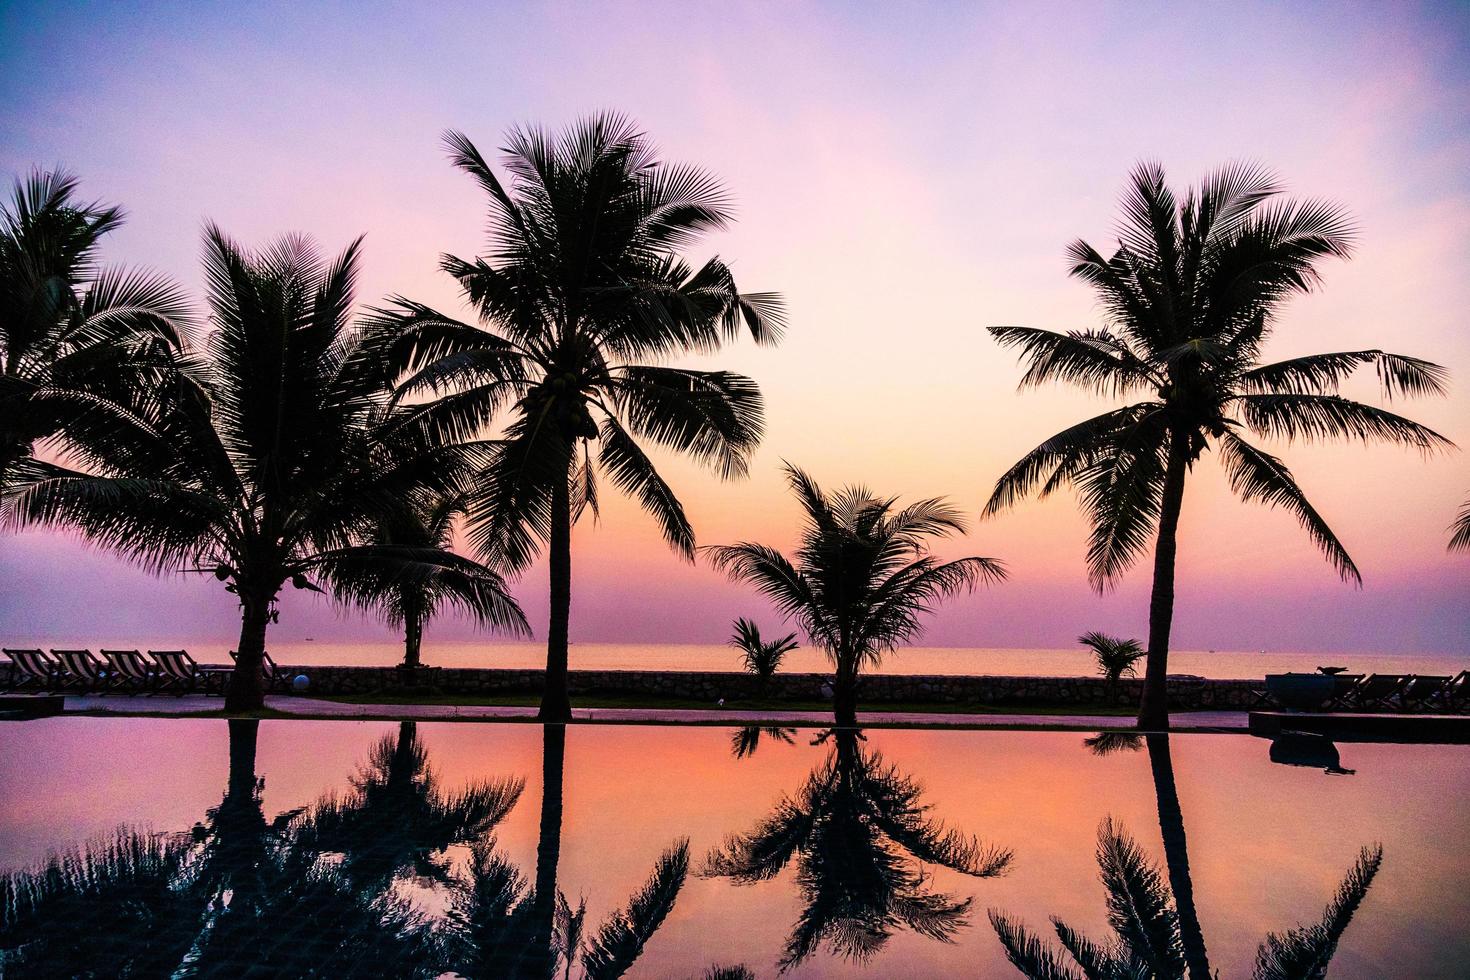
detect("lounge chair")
[1,649,58,693]
[1442,671,1470,713]
[1325,673,1365,710]
[229,649,285,692]
[51,649,110,694]
[1400,674,1452,713]
[101,649,158,694]
[149,650,211,695]
[1352,674,1410,711]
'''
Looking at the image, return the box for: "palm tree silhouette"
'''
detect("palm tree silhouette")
[1450,495,1470,552]
[729,617,799,690]
[369,115,784,720]
[989,817,1382,979]
[294,721,524,895]
[706,463,1005,725]
[5,228,518,711]
[704,728,1012,971]
[1079,630,1145,695]
[0,719,442,977]
[320,493,527,668]
[0,169,191,495]
[438,724,692,980]
[984,163,1452,729]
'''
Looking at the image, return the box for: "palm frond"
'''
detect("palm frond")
[581,840,690,980]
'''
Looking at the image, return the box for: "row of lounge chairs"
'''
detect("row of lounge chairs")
[1256,671,1470,713]
[0,648,286,696]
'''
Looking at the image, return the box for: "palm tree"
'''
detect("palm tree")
[0,168,191,493]
[989,818,1382,979]
[3,228,506,711]
[369,115,784,721]
[1079,630,1146,693]
[1450,495,1470,552]
[706,464,1005,725]
[321,492,528,667]
[294,721,524,895]
[704,728,1012,971]
[984,163,1452,729]
[729,616,799,686]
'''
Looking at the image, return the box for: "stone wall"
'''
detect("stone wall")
[275,664,1263,709]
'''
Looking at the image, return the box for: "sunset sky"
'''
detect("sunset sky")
[2,0,1467,654]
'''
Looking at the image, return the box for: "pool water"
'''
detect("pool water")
[1,718,1466,978]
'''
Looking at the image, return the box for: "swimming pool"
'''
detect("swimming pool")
[1,718,1465,977]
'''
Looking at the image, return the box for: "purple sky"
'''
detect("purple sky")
[2,1,1467,653]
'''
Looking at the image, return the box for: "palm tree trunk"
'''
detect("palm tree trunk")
[833,656,859,727]
[403,610,423,668]
[528,723,566,978]
[1146,733,1211,980]
[225,593,271,713]
[1138,431,1190,730]
[540,456,574,722]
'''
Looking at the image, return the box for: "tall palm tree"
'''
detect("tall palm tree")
[321,492,529,667]
[370,115,784,720]
[704,728,1012,971]
[989,817,1382,979]
[3,228,501,711]
[706,464,1005,725]
[984,163,1452,729]
[1450,495,1470,552]
[0,168,191,492]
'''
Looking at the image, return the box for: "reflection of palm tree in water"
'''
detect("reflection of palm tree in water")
[704,728,1012,971]
[440,724,700,980]
[295,720,524,895]
[991,731,1383,979]
[0,718,440,976]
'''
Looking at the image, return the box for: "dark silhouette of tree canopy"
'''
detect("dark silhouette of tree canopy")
[0,169,191,494]
[4,228,516,711]
[703,728,1012,971]
[1450,495,1470,552]
[984,162,1452,729]
[294,721,524,895]
[706,464,1005,725]
[370,115,784,721]
[0,720,443,977]
[320,493,528,667]
[989,818,1382,980]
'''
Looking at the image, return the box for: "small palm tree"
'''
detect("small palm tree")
[985,163,1451,729]
[4,228,498,711]
[0,169,191,493]
[704,728,1012,970]
[1450,495,1470,552]
[372,115,784,721]
[1079,630,1146,692]
[706,463,1005,725]
[320,492,528,667]
[729,616,799,685]
[989,818,1382,980]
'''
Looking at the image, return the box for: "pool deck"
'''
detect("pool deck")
[27,693,1251,732]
